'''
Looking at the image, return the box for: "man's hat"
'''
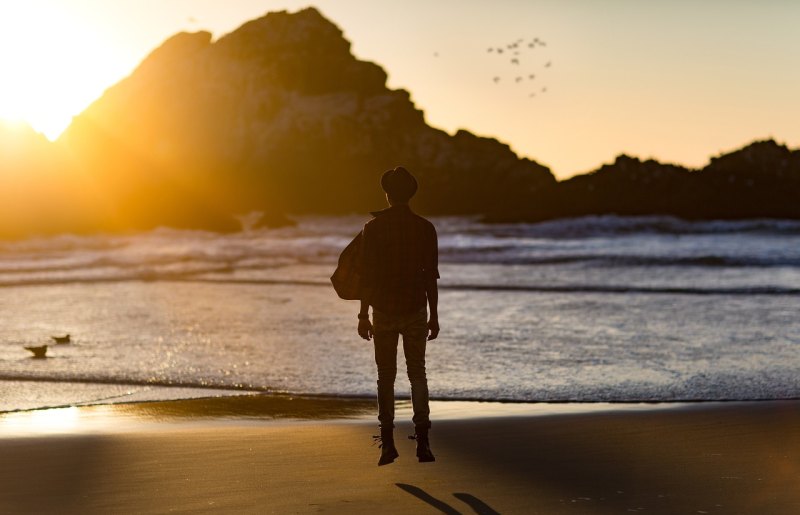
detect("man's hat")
[380,166,418,200]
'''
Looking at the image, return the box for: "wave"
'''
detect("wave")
[0,274,796,296]
[2,374,798,409]
[440,251,800,268]
[1,216,799,282]
[474,215,800,238]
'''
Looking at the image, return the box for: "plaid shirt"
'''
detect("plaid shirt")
[360,204,439,315]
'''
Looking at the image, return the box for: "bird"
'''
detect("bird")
[529,93,536,98]
[545,61,552,68]
[25,345,48,359]
[529,74,536,79]
[51,334,71,344]
[493,77,500,83]
[511,58,519,65]
[497,48,504,54]
[541,87,547,93]
[515,77,523,83]
[487,48,494,53]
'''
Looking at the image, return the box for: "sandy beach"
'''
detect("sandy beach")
[1,398,799,514]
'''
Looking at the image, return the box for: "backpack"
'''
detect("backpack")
[330,231,363,300]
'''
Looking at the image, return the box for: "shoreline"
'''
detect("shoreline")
[4,377,800,417]
[1,398,799,513]
[2,387,800,435]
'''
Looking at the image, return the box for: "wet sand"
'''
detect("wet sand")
[1,398,799,514]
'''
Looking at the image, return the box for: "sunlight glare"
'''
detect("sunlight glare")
[0,407,81,435]
[0,1,121,140]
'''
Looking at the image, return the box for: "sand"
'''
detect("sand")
[1,399,799,514]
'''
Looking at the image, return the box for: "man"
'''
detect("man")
[358,166,439,466]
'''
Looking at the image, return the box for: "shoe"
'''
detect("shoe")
[374,429,399,466]
[410,429,435,463]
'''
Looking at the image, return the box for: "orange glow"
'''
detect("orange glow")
[0,2,120,140]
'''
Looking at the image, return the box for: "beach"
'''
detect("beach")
[2,397,799,514]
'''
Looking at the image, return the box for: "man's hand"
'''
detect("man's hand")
[427,317,440,340]
[358,318,373,341]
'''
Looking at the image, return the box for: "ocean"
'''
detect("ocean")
[1,215,799,412]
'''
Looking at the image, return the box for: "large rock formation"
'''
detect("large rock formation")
[489,139,800,222]
[2,7,799,239]
[59,7,554,222]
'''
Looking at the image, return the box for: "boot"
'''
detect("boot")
[410,428,435,463]
[374,427,399,466]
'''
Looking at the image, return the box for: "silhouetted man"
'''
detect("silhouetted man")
[358,166,439,466]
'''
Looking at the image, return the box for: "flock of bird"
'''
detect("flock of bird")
[486,36,553,99]
[23,333,71,359]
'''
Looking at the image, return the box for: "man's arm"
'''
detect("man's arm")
[358,294,373,341]
[426,224,440,340]
[357,225,374,341]
[426,277,439,340]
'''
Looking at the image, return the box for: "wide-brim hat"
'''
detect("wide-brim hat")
[380,166,418,199]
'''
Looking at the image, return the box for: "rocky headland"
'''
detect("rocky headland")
[1,7,798,238]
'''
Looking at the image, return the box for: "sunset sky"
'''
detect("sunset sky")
[0,0,798,179]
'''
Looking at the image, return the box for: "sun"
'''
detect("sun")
[0,2,122,140]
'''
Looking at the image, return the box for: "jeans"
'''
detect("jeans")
[373,307,431,430]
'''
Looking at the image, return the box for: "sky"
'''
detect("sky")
[0,0,798,179]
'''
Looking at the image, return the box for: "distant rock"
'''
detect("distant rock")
[489,139,800,222]
[253,210,296,229]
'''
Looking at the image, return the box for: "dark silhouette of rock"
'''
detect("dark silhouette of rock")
[2,8,800,239]
[252,210,296,229]
[489,139,800,222]
[59,7,554,220]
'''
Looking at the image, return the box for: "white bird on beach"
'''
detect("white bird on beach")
[25,345,48,359]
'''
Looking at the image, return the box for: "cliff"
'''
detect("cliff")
[1,7,798,238]
[59,7,554,225]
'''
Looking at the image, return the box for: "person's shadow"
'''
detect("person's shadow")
[395,483,500,515]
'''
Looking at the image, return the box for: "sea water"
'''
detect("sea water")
[1,215,798,412]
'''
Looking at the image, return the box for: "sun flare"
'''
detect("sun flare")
[0,1,122,140]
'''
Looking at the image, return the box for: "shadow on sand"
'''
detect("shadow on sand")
[396,483,500,515]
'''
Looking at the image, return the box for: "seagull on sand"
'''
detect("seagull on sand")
[25,345,48,359]
[51,334,71,344]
